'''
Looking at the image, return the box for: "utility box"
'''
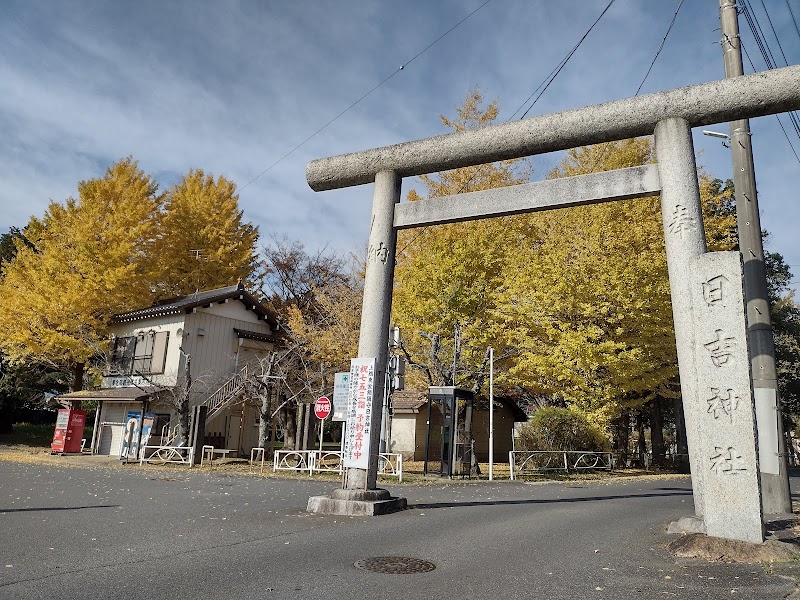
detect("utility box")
[424,387,474,478]
[51,409,87,454]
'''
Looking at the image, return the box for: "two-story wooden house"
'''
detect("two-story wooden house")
[58,284,278,457]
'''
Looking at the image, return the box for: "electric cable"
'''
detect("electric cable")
[739,27,800,163]
[401,0,618,255]
[740,41,800,165]
[749,0,800,141]
[757,0,791,66]
[513,0,617,120]
[786,0,800,41]
[635,0,686,96]
[741,1,776,68]
[239,0,494,192]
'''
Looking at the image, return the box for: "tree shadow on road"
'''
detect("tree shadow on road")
[0,504,120,513]
[408,491,692,510]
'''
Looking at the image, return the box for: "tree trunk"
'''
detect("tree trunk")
[178,355,192,446]
[613,412,630,467]
[282,405,297,451]
[0,396,14,434]
[649,397,666,466]
[258,392,271,450]
[673,396,690,474]
[70,362,85,409]
[636,410,646,466]
[294,403,304,451]
[302,403,311,450]
[257,353,276,449]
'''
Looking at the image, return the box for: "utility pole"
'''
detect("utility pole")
[718,0,792,515]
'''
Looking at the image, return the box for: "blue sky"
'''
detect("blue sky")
[2,0,799,285]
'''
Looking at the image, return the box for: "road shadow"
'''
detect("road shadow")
[408,490,692,510]
[0,504,120,514]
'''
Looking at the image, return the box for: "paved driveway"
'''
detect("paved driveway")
[0,460,797,599]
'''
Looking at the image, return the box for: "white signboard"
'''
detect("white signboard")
[332,372,349,422]
[754,387,780,475]
[343,358,375,469]
[103,375,148,389]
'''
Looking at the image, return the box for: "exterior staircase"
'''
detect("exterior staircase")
[203,364,249,424]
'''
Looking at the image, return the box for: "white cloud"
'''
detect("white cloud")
[1,0,798,276]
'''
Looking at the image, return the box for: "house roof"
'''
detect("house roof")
[392,390,428,413]
[112,283,278,326]
[476,396,529,422]
[55,387,161,402]
[391,389,528,421]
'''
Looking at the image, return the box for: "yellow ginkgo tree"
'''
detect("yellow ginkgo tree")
[0,158,161,390]
[495,139,737,425]
[0,159,261,391]
[152,169,260,299]
[392,88,532,392]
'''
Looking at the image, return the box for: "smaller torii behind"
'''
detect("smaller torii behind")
[305,65,800,543]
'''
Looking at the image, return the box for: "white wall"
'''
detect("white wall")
[104,314,186,388]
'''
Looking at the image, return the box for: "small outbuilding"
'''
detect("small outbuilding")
[389,389,528,462]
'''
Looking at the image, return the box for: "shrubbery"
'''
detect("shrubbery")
[517,406,610,452]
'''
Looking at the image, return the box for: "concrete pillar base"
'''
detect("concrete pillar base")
[307,488,407,516]
[667,515,706,535]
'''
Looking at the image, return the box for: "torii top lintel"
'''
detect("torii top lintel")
[306,65,800,192]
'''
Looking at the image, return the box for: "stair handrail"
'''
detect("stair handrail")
[204,364,249,414]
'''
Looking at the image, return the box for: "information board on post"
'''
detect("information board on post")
[343,358,375,470]
[332,372,349,422]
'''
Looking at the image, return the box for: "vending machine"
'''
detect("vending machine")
[51,409,87,454]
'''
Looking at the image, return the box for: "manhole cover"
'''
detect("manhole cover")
[354,557,436,574]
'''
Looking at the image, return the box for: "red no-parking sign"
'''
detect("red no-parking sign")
[314,396,332,419]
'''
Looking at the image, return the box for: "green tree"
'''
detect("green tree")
[763,249,800,426]
[516,406,610,452]
[0,358,69,434]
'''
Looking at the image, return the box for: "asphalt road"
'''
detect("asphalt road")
[0,460,797,599]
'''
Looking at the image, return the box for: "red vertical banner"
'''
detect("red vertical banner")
[343,358,375,469]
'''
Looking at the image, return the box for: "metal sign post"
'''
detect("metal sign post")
[315,396,331,452]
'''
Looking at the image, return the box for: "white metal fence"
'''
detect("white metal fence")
[509,450,613,480]
[272,450,403,481]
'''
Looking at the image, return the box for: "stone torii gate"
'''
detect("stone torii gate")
[305,65,800,543]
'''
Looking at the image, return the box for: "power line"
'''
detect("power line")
[512,0,617,120]
[400,1,621,257]
[738,1,800,152]
[741,1,775,66]
[239,0,494,192]
[635,0,685,96]
[748,0,800,141]
[757,0,791,66]
[739,39,800,165]
[786,0,800,41]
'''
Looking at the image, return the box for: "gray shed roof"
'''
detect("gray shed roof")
[391,390,527,421]
[112,283,278,326]
[55,387,161,402]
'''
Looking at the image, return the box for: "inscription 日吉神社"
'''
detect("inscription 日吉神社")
[690,252,762,542]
